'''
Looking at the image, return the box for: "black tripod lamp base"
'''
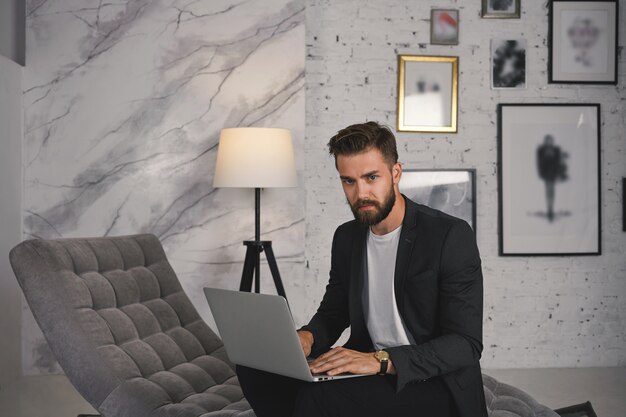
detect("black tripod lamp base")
[239,240,288,301]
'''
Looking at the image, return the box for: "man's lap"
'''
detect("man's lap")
[295,374,456,417]
[237,365,458,417]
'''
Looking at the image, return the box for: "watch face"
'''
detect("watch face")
[375,350,390,361]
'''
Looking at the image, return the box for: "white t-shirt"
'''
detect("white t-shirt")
[364,225,413,350]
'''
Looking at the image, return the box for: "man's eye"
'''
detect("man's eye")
[368,175,378,181]
[342,179,354,185]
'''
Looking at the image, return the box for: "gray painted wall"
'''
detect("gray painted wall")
[0,0,25,65]
[0,54,23,387]
[304,0,625,368]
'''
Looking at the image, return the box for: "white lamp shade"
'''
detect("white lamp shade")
[213,127,298,188]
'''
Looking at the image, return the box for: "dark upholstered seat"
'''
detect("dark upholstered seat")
[10,234,254,417]
[483,374,559,417]
[10,233,559,417]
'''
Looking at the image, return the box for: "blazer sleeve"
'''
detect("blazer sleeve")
[387,220,484,392]
[299,227,351,357]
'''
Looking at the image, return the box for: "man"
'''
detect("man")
[536,134,568,222]
[237,122,487,417]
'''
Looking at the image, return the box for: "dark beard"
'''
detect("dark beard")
[349,184,396,226]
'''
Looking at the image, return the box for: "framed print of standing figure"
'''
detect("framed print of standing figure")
[498,104,601,256]
[549,0,618,84]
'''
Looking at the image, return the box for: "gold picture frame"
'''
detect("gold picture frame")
[397,55,458,133]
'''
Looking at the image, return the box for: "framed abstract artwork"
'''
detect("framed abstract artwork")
[431,9,459,45]
[481,0,520,18]
[397,55,458,133]
[491,39,527,89]
[498,104,601,256]
[399,169,476,231]
[549,0,618,84]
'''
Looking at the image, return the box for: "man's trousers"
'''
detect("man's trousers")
[236,365,459,417]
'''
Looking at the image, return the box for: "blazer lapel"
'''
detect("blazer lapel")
[394,197,419,313]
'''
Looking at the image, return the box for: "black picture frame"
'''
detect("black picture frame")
[498,104,601,256]
[481,0,521,19]
[548,0,619,84]
[399,169,476,232]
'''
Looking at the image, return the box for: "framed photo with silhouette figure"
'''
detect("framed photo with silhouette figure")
[549,0,618,84]
[498,104,601,256]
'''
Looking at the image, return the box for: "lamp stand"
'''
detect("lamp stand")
[239,188,288,302]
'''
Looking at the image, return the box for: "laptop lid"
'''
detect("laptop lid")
[204,287,316,381]
[204,288,370,382]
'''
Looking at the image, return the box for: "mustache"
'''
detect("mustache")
[354,199,380,208]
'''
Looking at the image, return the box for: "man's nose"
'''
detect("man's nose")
[356,181,370,199]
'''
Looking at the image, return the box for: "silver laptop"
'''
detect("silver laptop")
[203,287,369,382]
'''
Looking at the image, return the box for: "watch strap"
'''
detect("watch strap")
[378,359,388,375]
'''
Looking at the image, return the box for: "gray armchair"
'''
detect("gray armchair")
[483,374,559,417]
[10,234,254,417]
[10,233,558,417]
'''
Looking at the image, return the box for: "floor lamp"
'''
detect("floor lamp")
[213,127,297,301]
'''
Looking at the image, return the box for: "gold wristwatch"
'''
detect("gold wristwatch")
[374,350,389,375]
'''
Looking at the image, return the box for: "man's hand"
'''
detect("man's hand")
[297,330,314,357]
[308,346,395,376]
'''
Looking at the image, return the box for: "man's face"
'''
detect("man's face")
[336,148,401,226]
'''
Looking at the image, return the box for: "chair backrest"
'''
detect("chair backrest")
[10,234,252,417]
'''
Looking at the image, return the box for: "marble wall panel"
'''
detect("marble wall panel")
[23,0,305,375]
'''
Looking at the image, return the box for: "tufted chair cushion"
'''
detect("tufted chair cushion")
[483,374,559,417]
[10,234,255,417]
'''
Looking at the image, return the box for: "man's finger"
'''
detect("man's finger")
[310,347,344,367]
[311,353,355,373]
[327,365,347,376]
[324,358,366,376]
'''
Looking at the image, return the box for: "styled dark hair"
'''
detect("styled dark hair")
[327,121,398,167]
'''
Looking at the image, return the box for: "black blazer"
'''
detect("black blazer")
[301,196,488,417]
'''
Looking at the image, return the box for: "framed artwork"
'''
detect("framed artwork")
[481,0,520,18]
[498,104,601,256]
[399,169,476,231]
[397,55,458,133]
[431,9,459,45]
[491,39,527,89]
[549,0,618,84]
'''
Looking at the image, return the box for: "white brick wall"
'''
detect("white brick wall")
[303,0,625,368]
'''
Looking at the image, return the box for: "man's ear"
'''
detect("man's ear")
[392,162,402,184]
